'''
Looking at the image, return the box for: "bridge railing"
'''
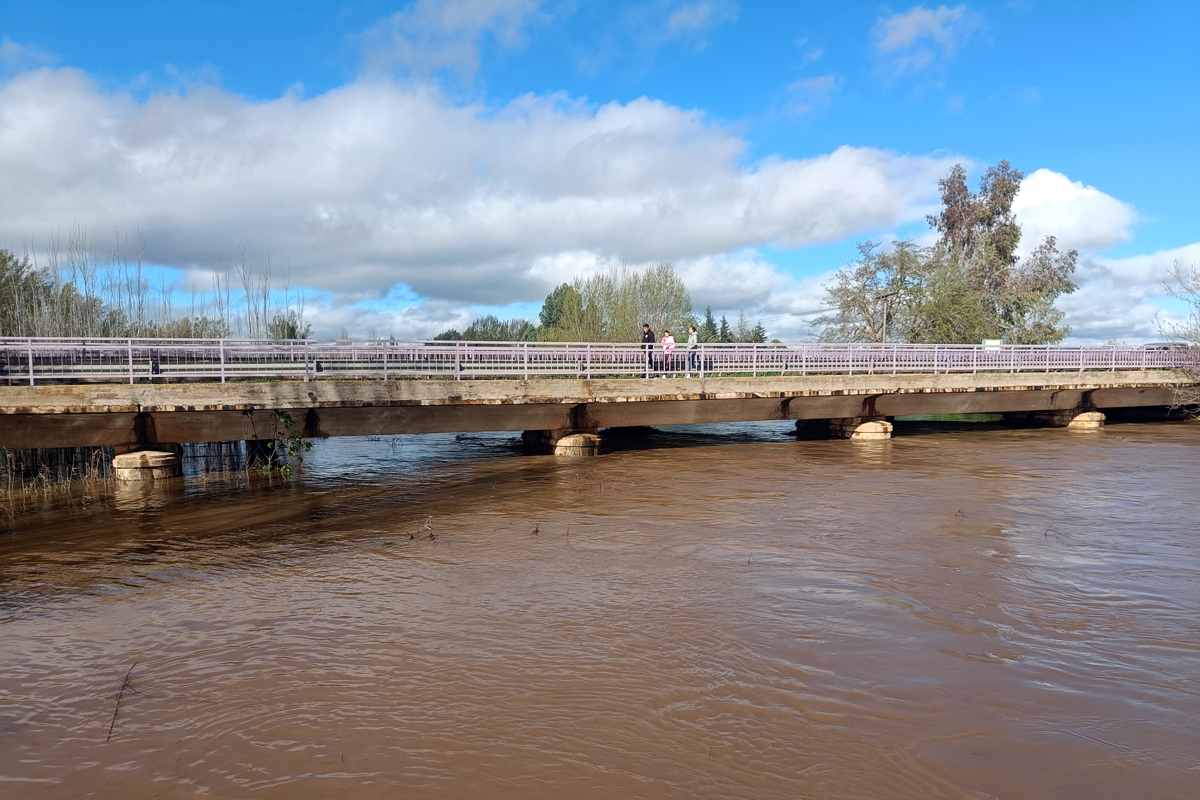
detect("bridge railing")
[0,337,1196,385]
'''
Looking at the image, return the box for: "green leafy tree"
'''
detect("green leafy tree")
[266,309,312,340]
[750,322,768,343]
[435,316,537,341]
[818,161,1079,344]
[539,283,581,329]
[815,241,925,342]
[545,263,692,342]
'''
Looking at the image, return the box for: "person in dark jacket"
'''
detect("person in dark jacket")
[641,323,656,375]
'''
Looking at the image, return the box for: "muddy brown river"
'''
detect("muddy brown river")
[2,420,1198,799]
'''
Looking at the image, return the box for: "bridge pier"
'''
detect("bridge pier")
[112,448,182,482]
[795,418,894,441]
[522,429,602,456]
[1008,409,1106,430]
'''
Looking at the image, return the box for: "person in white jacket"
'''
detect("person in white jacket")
[686,324,699,377]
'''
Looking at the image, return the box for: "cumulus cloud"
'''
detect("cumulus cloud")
[361,0,543,79]
[1060,242,1200,342]
[0,67,959,309]
[872,4,981,75]
[1013,168,1135,254]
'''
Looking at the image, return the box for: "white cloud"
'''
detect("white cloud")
[872,4,981,75]
[0,37,54,72]
[0,67,960,308]
[1013,168,1136,254]
[665,1,738,39]
[361,0,543,79]
[785,74,841,115]
[1059,242,1200,342]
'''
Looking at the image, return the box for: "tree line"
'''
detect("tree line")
[0,239,311,340]
[434,264,770,344]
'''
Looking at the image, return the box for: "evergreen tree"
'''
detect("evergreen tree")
[750,322,767,343]
[701,305,719,341]
[718,315,731,343]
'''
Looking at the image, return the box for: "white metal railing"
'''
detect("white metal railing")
[0,337,1196,386]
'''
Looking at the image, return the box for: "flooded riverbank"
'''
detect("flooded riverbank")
[2,421,1198,798]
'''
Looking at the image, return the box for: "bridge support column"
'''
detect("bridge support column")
[1066,410,1105,430]
[112,449,182,482]
[829,417,893,441]
[522,429,601,456]
[1013,409,1105,430]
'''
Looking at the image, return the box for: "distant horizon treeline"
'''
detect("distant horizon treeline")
[0,236,311,340]
[2,238,772,343]
[434,265,770,344]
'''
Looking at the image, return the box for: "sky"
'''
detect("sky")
[2,0,1198,341]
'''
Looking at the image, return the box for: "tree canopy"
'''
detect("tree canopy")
[818,161,1079,344]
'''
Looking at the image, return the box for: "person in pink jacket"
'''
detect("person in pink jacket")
[660,329,677,377]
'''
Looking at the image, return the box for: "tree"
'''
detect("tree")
[435,316,538,341]
[818,161,1079,344]
[1165,261,1200,409]
[718,315,731,343]
[266,309,311,340]
[750,322,768,343]
[539,283,581,329]
[701,306,719,342]
[816,241,925,342]
[544,263,693,342]
[733,311,752,343]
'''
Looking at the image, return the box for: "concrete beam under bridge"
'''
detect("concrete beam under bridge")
[0,370,1193,450]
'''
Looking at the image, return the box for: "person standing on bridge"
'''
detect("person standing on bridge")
[686,324,699,377]
[641,323,656,376]
[661,329,677,377]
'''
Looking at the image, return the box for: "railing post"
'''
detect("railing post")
[127,338,134,384]
[586,344,591,380]
[932,344,939,374]
[219,339,226,384]
[303,340,310,382]
[383,341,389,381]
[455,342,462,380]
[1079,347,1085,373]
[892,343,898,375]
[523,342,529,379]
[699,344,705,380]
[752,343,758,377]
[27,338,34,386]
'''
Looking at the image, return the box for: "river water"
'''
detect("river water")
[2,420,1198,799]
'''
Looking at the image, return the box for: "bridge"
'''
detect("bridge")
[1,337,1196,470]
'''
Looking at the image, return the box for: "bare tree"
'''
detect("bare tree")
[1164,262,1200,410]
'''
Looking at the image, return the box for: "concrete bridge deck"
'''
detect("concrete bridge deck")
[0,369,1193,450]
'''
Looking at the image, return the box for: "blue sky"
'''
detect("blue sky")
[2,1,1198,340]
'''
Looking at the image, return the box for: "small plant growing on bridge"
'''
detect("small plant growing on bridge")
[256,410,312,478]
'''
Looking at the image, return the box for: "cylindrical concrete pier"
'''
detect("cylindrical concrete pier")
[829,418,894,441]
[522,429,602,456]
[112,450,182,482]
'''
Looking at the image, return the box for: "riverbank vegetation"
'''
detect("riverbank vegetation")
[0,239,310,340]
[817,161,1079,345]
